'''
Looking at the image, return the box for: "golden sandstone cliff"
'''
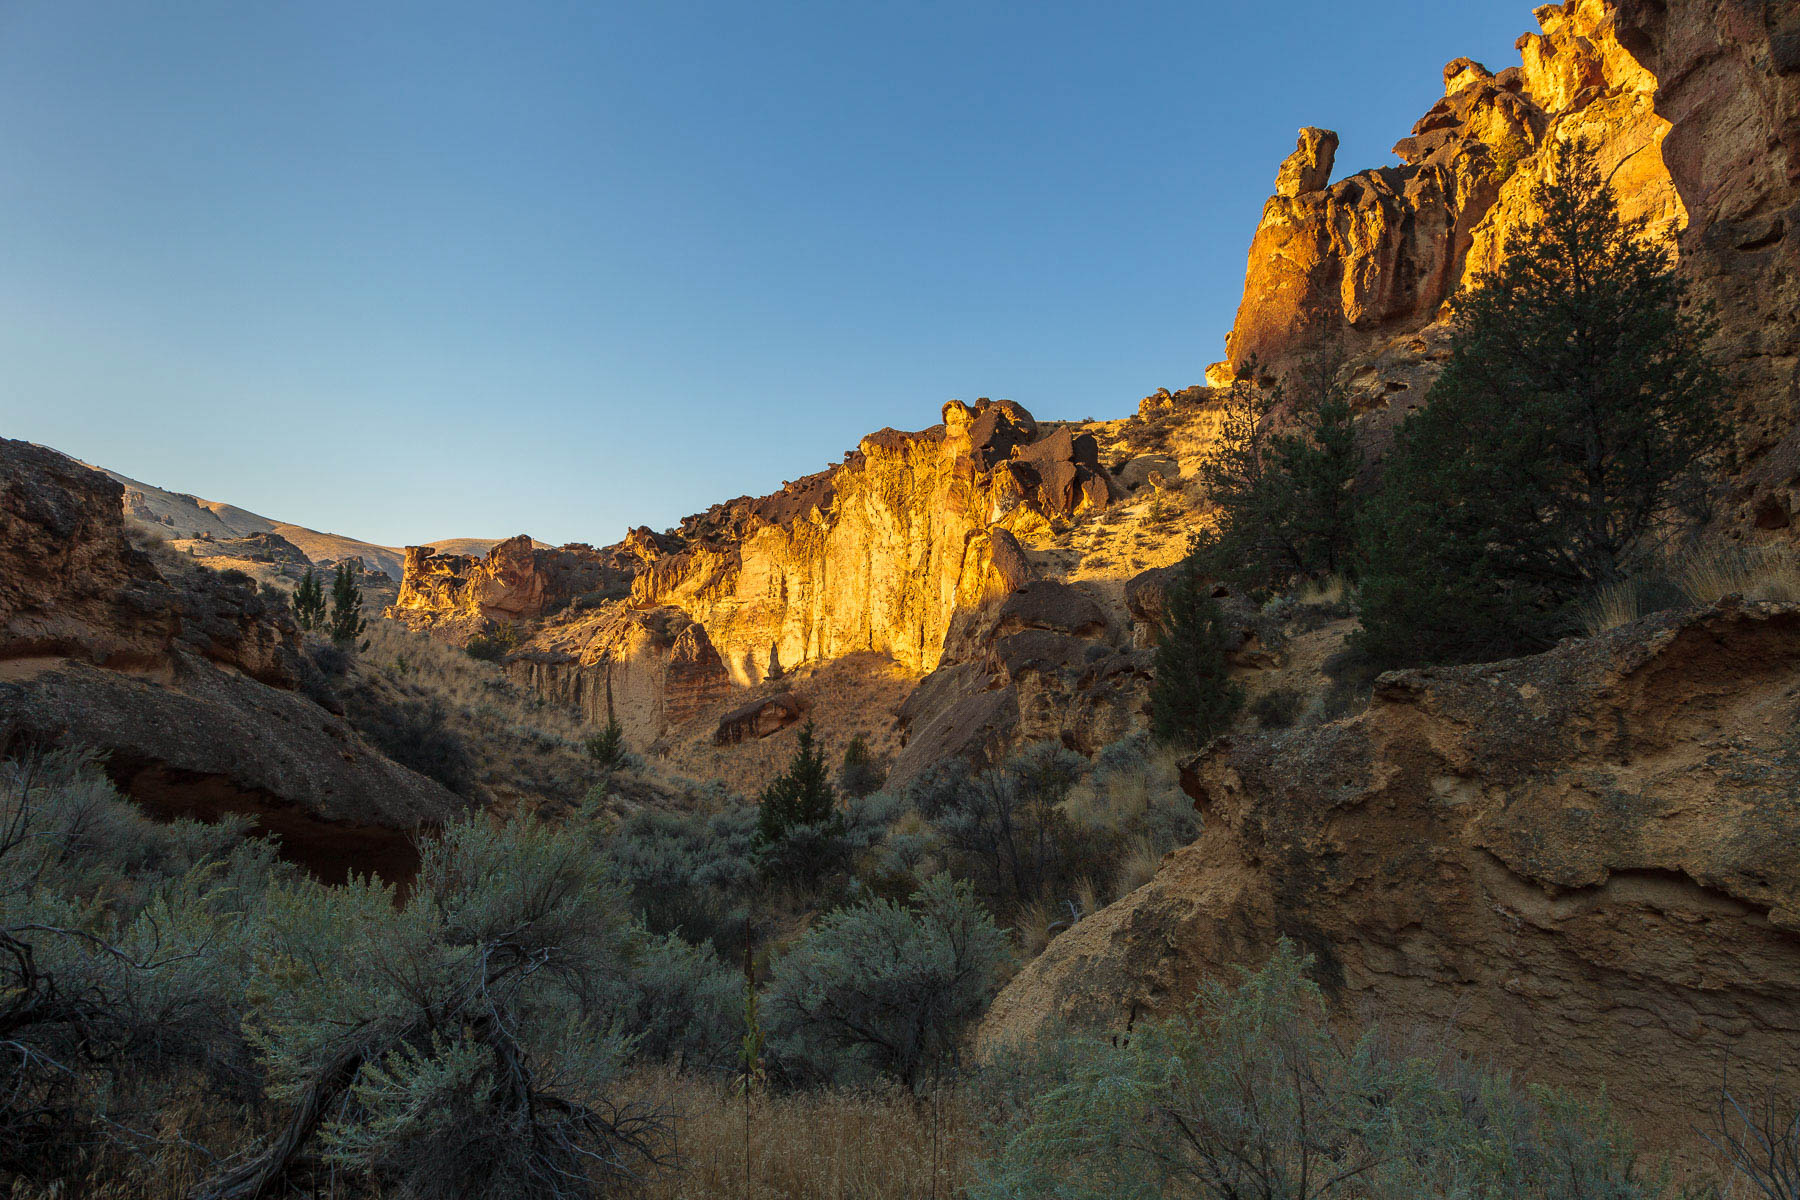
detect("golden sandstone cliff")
[389,398,1155,767]
[392,1,1799,774]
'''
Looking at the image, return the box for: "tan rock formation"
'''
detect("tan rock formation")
[980,599,1800,1154]
[390,399,1136,756]
[0,439,460,880]
[389,535,636,635]
[1224,0,1682,409]
[1613,0,1800,534]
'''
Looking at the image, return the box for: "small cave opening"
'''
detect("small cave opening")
[108,759,424,892]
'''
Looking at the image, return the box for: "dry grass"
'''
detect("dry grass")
[1580,543,1800,636]
[1112,833,1168,898]
[1671,543,1800,607]
[627,1071,984,1200]
[351,618,691,816]
[10,1073,987,1200]
[1295,573,1350,607]
[1061,742,1185,835]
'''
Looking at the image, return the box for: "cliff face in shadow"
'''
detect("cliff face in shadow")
[0,439,461,884]
[981,599,1800,1153]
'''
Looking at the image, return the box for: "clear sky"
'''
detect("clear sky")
[0,2,1532,548]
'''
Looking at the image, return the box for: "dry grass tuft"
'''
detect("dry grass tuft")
[1671,544,1800,608]
[1112,833,1167,899]
[1580,543,1800,636]
[627,1071,983,1200]
[1295,573,1350,607]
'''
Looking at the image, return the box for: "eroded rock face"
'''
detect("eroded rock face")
[389,535,636,635]
[391,400,1133,755]
[0,439,460,879]
[1613,0,1800,533]
[1223,0,1682,408]
[980,599,1800,1153]
[1,439,298,686]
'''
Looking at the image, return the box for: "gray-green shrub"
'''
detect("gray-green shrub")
[0,752,275,1177]
[207,816,669,1200]
[764,874,1011,1090]
[973,940,1660,1200]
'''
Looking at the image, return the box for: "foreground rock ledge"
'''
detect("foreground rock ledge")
[979,599,1800,1154]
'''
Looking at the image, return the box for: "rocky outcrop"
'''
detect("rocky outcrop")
[981,599,1800,1152]
[503,605,734,751]
[1224,0,1683,412]
[1613,0,1800,534]
[714,691,809,745]
[626,400,1109,687]
[2,440,298,687]
[389,535,636,635]
[0,439,460,881]
[391,400,1136,757]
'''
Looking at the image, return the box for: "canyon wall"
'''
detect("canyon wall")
[390,399,1130,750]
[0,439,459,879]
[1613,0,1800,532]
[982,598,1800,1152]
[390,0,1800,771]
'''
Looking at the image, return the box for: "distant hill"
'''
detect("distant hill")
[87,463,525,580]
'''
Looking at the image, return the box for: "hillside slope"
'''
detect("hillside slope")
[94,463,532,580]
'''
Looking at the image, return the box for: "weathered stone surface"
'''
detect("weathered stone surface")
[714,691,809,745]
[1224,0,1682,401]
[1613,0,1800,536]
[981,599,1800,1154]
[0,440,460,879]
[1273,127,1338,198]
[997,580,1108,638]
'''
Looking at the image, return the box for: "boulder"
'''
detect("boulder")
[714,691,810,745]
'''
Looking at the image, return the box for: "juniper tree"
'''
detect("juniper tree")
[1190,367,1361,595]
[585,715,628,772]
[755,722,837,844]
[290,568,327,632]
[328,562,367,645]
[836,733,886,799]
[1356,139,1727,668]
[1148,556,1243,748]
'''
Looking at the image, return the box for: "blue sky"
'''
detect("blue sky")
[0,2,1531,548]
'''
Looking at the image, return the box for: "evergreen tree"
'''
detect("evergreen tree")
[755,722,838,845]
[1148,556,1244,748]
[585,715,628,772]
[327,562,367,645]
[1191,367,1361,595]
[290,569,327,632]
[1266,379,1361,579]
[836,734,886,799]
[1356,140,1727,668]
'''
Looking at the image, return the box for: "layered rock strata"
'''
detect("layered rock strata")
[981,599,1800,1153]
